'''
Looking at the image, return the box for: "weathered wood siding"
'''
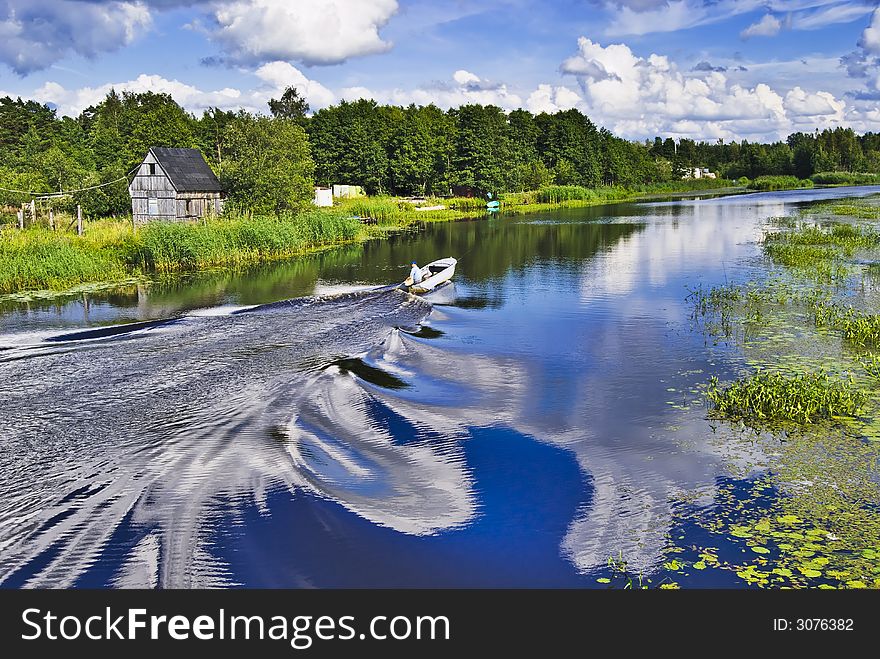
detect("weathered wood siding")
[129,151,224,225]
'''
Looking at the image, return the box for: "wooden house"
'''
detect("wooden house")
[129,147,224,224]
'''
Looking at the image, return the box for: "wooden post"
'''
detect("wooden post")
[49,208,55,231]
[30,199,35,224]
[77,205,83,236]
[17,208,23,230]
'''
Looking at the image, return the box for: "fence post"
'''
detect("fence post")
[49,209,55,231]
[77,205,83,236]
[17,208,23,230]
[30,199,36,224]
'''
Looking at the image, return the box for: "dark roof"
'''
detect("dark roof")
[150,147,223,193]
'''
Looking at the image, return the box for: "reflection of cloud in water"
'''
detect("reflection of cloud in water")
[0,290,457,587]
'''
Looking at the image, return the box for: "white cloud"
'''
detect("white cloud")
[526,84,583,114]
[340,71,523,109]
[784,86,845,117]
[560,36,849,140]
[32,74,245,116]
[860,7,880,53]
[453,70,481,86]
[204,0,398,65]
[0,0,151,74]
[741,14,781,38]
[604,1,867,37]
[792,2,876,30]
[253,61,336,108]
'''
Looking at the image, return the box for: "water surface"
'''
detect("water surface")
[2,186,879,587]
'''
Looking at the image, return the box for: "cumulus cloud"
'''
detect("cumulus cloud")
[0,0,151,74]
[31,74,244,116]
[526,84,582,114]
[252,61,335,108]
[203,0,398,66]
[741,14,781,38]
[860,7,880,53]
[560,36,848,140]
[340,71,523,109]
[453,70,481,86]
[29,62,337,117]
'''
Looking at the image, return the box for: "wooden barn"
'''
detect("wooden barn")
[129,147,224,224]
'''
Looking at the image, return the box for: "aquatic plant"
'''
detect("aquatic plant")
[814,302,880,346]
[706,370,866,426]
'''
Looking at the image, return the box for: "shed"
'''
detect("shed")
[129,147,224,224]
[313,186,333,207]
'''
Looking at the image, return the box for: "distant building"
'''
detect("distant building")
[129,147,224,224]
[683,167,717,180]
[332,184,365,199]
[313,187,333,207]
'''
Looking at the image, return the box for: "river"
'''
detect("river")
[2,186,879,588]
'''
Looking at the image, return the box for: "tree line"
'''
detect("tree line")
[2,87,879,218]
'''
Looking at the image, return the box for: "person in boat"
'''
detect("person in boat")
[409,260,423,285]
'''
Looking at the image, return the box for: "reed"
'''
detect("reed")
[0,227,128,293]
[748,176,813,191]
[707,370,866,425]
[810,172,880,186]
[129,212,361,271]
[0,211,363,292]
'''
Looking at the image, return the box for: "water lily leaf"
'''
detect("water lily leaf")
[751,546,771,554]
[596,578,611,584]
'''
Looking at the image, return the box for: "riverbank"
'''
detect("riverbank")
[3,177,865,298]
[0,181,742,297]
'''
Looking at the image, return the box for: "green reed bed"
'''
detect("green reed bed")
[0,211,363,293]
[131,212,361,271]
[0,228,129,293]
[748,175,814,192]
[707,370,866,426]
[810,172,880,186]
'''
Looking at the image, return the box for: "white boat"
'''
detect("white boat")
[403,257,457,293]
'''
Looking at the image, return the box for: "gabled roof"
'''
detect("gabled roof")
[149,147,223,193]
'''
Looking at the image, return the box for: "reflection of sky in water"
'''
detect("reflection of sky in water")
[0,188,874,587]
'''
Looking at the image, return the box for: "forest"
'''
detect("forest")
[2,87,880,219]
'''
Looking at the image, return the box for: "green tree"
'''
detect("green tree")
[268,87,310,127]
[450,104,511,193]
[220,113,314,215]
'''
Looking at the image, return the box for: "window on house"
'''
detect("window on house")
[147,163,156,175]
[148,198,159,216]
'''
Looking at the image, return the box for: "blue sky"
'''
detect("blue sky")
[0,1,879,141]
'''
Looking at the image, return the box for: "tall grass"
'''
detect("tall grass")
[748,176,814,191]
[811,172,880,186]
[628,179,736,194]
[0,211,362,293]
[0,227,129,293]
[131,212,360,271]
